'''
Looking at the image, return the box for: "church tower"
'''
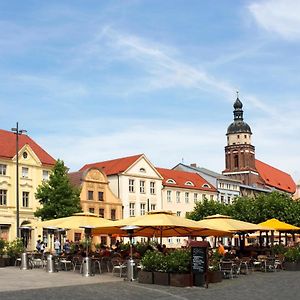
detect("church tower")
[222,94,260,185]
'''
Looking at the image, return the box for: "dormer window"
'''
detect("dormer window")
[185,181,194,186]
[202,183,211,188]
[166,179,176,184]
[139,168,146,173]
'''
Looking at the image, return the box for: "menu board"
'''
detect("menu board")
[191,246,207,274]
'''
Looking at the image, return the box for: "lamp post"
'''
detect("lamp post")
[11,122,27,238]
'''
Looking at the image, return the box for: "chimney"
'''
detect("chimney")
[190,163,197,167]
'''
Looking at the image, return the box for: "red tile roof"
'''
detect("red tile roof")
[0,129,56,166]
[156,167,217,192]
[79,154,143,175]
[68,171,84,187]
[255,159,296,193]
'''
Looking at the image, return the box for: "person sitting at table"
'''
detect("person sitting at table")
[218,241,226,256]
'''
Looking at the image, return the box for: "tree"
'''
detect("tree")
[187,198,229,221]
[34,159,81,220]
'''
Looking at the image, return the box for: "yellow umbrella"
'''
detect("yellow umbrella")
[197,214,270,233]
[39,212,114,229]
[92,211,230,238]
[258,218,300,231]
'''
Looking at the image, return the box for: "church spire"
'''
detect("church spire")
[233,91,243,121]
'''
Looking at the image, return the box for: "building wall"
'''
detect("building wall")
[111,157,163,219]
[0,145,53,247]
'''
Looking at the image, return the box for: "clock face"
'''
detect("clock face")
[23,152,28,159]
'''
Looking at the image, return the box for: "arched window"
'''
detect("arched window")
[234,155,239,168]
[139,168,146,173]
[185,181,194,186]
[166,179,176,184]
[202,183,211,188]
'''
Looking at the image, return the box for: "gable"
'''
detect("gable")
[12,144,42,167]
[0,129,56,166]
[125,156,162,179]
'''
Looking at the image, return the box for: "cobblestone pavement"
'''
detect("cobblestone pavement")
[1,267,300,300]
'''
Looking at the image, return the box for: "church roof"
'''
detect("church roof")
[0,129,56,166]
[79,154,143,175]
[255,159,296,194]
[156,167,217,192]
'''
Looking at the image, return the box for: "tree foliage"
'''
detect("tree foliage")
[187,191,300,226]
[34,159,81,220]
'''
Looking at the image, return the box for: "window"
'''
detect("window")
[227,196,231,204]
[111,209,116,220]
[176,211,181,217]
[129,203,135,217]
[202,183,210,188]
[185,192,189,203]
[0,164,7,176]
[74,233,81,242]
[139,168,146,173]
[129,179,135,193]
[202,194,206,200]
[150,204,156,211]
[22,151,28,159]
[167,190,172,202]
[210,195,214,200]
[140,180,145,193]
[150,182,155,195]
[140,203,146,215]
[99,208,105,218]
[234,155,239,168]
[237,135,240,139]
[194,193,198,203]
[168,238,173,244]
[98,192,104,201]
[42,170,49,181]
[0,190,7,206]
[176,191,180,203]
[100,236,107,246]
[166,179,176,184]
[88,191,94,200]
[185,181,194,186]
[244,135,247,139]
[22,192,29,207]
[220,195,224,204]
[22,167,29,178]
[89,207,95,214]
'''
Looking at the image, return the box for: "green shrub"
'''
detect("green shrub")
[141,250,167,272]
[0,239,7,256]
[208,250,222,271]
[166,249,191,273]
[6,239,24,259]
[271,244,287,255]
[284,246,300,263]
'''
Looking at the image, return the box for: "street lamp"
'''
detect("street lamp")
[11,122,27,238]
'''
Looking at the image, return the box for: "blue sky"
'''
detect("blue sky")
[1,0,299,180]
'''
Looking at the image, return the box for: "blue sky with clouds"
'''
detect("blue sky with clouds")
[1,0,299,180]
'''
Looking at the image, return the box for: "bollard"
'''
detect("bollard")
[82,257,94,277]
[46,254,57,273]
[20,252,29,270]
[127,258,138,281]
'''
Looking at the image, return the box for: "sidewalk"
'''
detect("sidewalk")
[0,266,122,292]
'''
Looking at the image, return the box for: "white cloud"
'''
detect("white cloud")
[249,0,300,40]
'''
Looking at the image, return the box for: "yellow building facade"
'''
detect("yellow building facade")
[0,129,56,247]
[68,167,123,246]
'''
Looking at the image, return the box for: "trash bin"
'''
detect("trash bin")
[46,254,57,273]
[20,252,29,270]
[127,258,138,281]
[82,257,94,277]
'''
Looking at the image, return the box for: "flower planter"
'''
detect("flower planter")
[169,273,192,287]
[284,262,300,271]
[153,272,170,286]
[138,270,154,284]
[0,257,5,268]
[207,270,223,283]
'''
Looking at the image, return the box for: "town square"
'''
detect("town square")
[1,1,300,299]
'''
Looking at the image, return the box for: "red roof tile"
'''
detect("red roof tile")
[0,129,56,166]
[156,167,217,192]
[79,154,143,175]
[68,171,84,187]
[255,159,296,193]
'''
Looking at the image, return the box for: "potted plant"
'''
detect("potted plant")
[6,239,25,266]
[284,246,300,271]
[152,251,169,285]
[0,239,7,267]
[167,249,192,287]
[207,250,223,283]
[139,250,156,284]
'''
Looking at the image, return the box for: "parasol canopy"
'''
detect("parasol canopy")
[258,218,300,231]
[92,211,230,237]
